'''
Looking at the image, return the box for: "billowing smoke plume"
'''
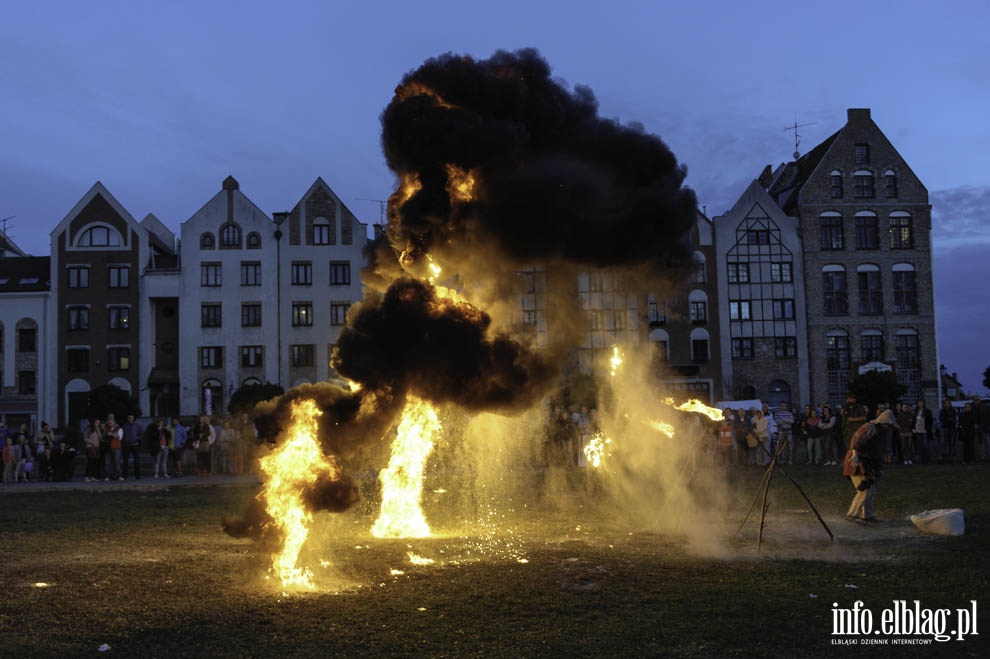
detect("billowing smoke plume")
[381,48,697,272]
[237,48,698,530]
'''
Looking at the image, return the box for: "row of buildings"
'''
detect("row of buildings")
[0,108,942,432]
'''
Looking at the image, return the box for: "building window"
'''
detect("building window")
[67,347,89,373]
[830,171,843,198]
[746,230,770,245]
[108,306,130,330]
[220,223,242,247]
[819,214,844,250]
[312,221,331,245]
[108,347,130,371]
[857,269,883,315]
[329,261,351,286]
[523,310,538,326]
[200,346,223,369]
[774,337,797,358]
[588,272,603,292]
[772,299,795,320]
[200,263,222,287]
[76,225,121,247]
[692,252,706,283]
[200,233,215,250]
[653,339,669,362]
[689,301,707,323]
[727,262,749,283]
[854,143,870,164]
[201,303,222,328]
[17,328,36,353]
[890,215,914,249]
[107,265,129,288]
[246,232,262,249]
[292,262,313,286]
[238,262,261,286]
[240,345,264,368]
[68,306,90,331]
[884,171,898,198]
[895,332,921,402]
[241,303,262,327]
[17,370,36,395]
[729,300,751,321]
[862,334,884,362]
[291,344,315,367]
[648,302,667,325]
[770,262,793,283]
[330,302,350,327]
[589,309,604,330]
[612,310,627,330]
[67,266,89,288]
[823,270,848,315]
[855,214,879,249]
[691,338,709,363]
[893,267,918,314]
[853,172,875,199]
[292,302,313,327]
[731,338,754,359]
[826,334,851,406]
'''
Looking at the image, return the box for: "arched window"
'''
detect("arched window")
[854,211,879,249]
[200,233,215,250]
[688,289,708,324]
[892,263,918,313]
[312,218,331,245]
[889,211,913,249]
[853,170,874,199]
[690,327,709,363]
[883,169,898,198]
[242,377,262,387]
[649,328,670,363]
[857,264,883,314]
[894,329,921,402]
[861,329,884,362]
[691,251,706,283]
[819,211,844,250]
[767,380,791,409]
[822,265,848,315]
[830,170,843,198]
[220,223,242,248]
[202,378,224,417]
[75,224,122,247]
[246,232,261,249]
[825,330,851,406]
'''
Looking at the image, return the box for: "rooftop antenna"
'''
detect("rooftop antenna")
[0,216,14,257]
[357,198,386,224]
[784,119,817,159]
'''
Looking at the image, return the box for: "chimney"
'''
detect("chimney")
[847,108,871,122]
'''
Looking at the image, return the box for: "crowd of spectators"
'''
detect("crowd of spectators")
[715,395,990,468]
[1,414,258,485]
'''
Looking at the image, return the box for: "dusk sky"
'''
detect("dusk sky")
[2,0,989,394]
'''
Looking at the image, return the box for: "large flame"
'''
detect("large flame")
[445,164,478,204]
[372,397,442,538]
[665,397,725,422]
[259,399,341,589]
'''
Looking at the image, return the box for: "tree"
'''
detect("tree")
[847,370,907,414]
[983,365,990,391]
[89,384,141,421]
[228,382,285,416]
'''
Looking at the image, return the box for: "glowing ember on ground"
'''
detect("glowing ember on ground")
[667,397,725,421]
[372,397,441,538]
[32,583,51,588]
[407,552,436,566]
[583,432,612,468]
[259,399,342,589]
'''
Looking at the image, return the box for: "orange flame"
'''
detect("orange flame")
[259,399,341,589]
[583,432,612,469]
[665,397,725,421]
[395,81,457,109]
[372,397,441,538]
[445,164,478,204]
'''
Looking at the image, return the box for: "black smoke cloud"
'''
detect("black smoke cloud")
[333,277,556,412]
[381,48,698,270]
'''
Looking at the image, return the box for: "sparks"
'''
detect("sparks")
[258,399,342,589]
[372,397,441,538]
[583,432,612,469]
[609,345,623,378]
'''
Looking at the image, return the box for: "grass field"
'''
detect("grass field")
[1,464,988,658]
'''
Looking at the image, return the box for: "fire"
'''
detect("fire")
[394,81,457,109]
[647,419,676,438]
[445,164,478,204]
[258,399,342,589]
[609,345,623,378]
[583,432,612,469]
[665,397,725,421]
[372,397,441,538]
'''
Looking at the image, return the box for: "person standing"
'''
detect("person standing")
[820,405,838,465]
[121,414,144,480]
[840,394,867,456]
[752,409,769,466]
[843,422,883,523]
[804,409,823,465]
[12,426,32,482]
[958,402,977,464]
[913,400,933,465]
[774,402,795,464]
[104,418,123,481]
[82,420,102,482]
[939,400,958,463]
[977,398,990,461]
[170,417,188,477]
[192,416,215,476]
[150,419,171,478]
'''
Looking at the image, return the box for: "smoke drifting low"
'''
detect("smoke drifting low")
[333,278,556,412]
[381,48,698,272]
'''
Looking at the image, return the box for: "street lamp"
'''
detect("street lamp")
[272,211,289,388]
